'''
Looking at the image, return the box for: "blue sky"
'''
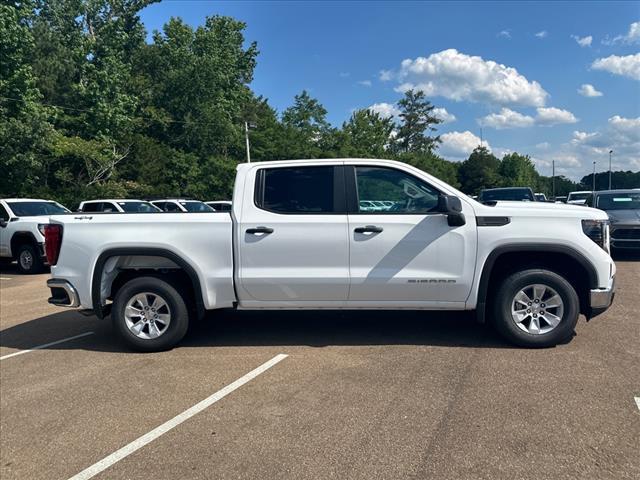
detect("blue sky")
[140,1,640,180]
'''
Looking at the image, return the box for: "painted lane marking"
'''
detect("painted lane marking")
[635,397,640,412]
[0,277,12,280]
[0,332,94,361]
[67,353,289,480]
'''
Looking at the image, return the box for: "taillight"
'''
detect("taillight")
[44,224,63,265]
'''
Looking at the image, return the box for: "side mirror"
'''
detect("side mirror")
[0,219,6,228]
[438,195,466,227]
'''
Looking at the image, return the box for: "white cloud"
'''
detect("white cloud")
[536,142,550,150]
[439,131,490,159]
[368,102,400,119]
[479,107,578,129]
[571,34,592,47]
[535,30,548,39]
[592,53,640,80]
[379,69,393,81]
[358,80,372,87]
[609,115,640,142]
[602,21,640,45]
[497,30,511,39]
[571,130,601,146]
[390,49,548,107]
[478,108,535,129]
[577,83,603,97]
[433,107,456,124]
[535,107,578,126]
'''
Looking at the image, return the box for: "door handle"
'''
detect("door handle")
[246,226,274,235]
[354,225,383,234]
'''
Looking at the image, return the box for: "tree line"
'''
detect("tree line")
[1,1,637,208]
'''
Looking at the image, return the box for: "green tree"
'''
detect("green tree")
[499,152,539,188]
[458,146,502,194]
[281,90,332,158]
[394,89,442,154]
[337,109,394,158]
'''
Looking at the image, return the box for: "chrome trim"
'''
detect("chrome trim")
[590,276,616,309]
[47,279,80,308]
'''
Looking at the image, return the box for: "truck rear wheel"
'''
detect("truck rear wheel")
[492,269,579,347]
[112,276,190,352]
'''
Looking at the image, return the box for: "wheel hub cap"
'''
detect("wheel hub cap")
[124,292,171,340]
[511,284,564,335]
[20,250,33,270]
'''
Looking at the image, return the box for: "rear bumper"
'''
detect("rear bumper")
[588,275,615,318]
[47,279,80,308]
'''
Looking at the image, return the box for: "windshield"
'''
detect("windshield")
[569,192,591,201]
[180,201,213,212]
[480,189,533,202]
[596,192,640,211]
[118,201,160,213]
[7,201,68,216]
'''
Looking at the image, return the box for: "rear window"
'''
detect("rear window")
[7,201,68,216]
[119,201,159,213]
[479,189,534,202]
[569,192,591,201]
[256,166,336,214]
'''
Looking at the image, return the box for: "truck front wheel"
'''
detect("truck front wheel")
[112,276,190,352]
[492,269,579,347]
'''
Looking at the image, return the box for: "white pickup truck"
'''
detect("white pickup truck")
[45,159,616,351]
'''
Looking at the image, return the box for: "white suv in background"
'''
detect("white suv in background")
[567,191,592,205]
[205,201,232,212]
[151,199,214,212]
[0,198,70,273]
[78,199,160,213]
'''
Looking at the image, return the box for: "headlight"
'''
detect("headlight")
[38,224,47,236]
[582,219,610,254]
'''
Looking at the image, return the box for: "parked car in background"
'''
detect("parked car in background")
[554,196,568,203]
[79,199,160,213]
[205,201,232,212]
[151,199,214,212]
[0,198,70,273]
[587,189,640,250]
[567,191,592,205]
[478,187,535,203]
[534,193,548,202]
[45,159,615,351]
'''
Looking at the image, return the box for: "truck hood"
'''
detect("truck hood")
[474,200,608,220]
[606,209,640,224]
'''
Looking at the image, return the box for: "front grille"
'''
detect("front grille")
[611,228,640,240]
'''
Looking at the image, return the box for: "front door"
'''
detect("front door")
[346,165,476,307]
[236,164,350,306]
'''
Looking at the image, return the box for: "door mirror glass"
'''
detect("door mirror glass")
[0,219,6,228]
[438,195,466,226]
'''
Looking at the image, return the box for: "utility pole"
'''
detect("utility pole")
[552,160,555,199]
[244,121,251,163]
[592,161,596,194]
[608,150,613,190]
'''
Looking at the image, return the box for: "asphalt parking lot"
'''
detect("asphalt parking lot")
[1,255,639,480]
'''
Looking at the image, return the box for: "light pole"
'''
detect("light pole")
[244,122,256,163]
[608,150,613,190]
[592,161,596,194]
[552,160,555,200]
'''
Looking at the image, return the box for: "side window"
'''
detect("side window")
[354,166,441,214]
[0,204,9,221]
[101,202,117,212]
[82,202,102,213]
[256,166,337,214]
[153,202,165,211]
[165,202,180,212]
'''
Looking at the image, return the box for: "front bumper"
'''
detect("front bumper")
[588,275,615,318]
[47,279,80,308]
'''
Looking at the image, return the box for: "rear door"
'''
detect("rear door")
[0,203,10,256]
[236,164,350,306]
[346,164,477,307]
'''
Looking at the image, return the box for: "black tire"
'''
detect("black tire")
[112,276,190,352]
[16,244,44,274]
[492,269,579,348]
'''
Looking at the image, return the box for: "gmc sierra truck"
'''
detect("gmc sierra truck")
[45,159,616,351]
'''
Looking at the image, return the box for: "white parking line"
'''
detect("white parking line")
[0,332,94,361]
[67,353,289,480]
[635,397,640,412]
[0,276,12,280]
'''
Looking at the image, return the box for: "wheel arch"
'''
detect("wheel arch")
[10,231,40,258]
[476,244,598,323]
[91,248,206,320]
